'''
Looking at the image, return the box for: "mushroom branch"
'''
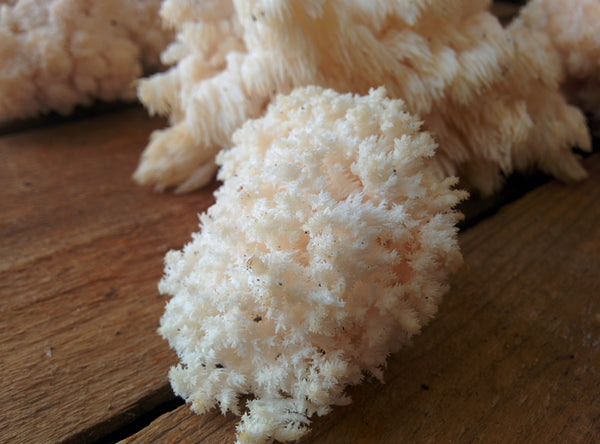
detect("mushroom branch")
[515,0,600,121]
[136,0,590,195]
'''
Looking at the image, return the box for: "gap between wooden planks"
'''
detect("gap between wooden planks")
[122,153,600,443]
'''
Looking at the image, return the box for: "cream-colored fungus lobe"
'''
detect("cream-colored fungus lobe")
[158,86,467,443]
[136,0,589,195]
[0,0,172,120]
[515,0,600,120]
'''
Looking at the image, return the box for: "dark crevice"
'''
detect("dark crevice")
[0,101,139,137]
[60,385,183,444]
[92,396,185,444]
[458,171,550,231]
[459,144,598,231]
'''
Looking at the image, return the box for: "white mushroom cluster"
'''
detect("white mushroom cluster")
[158,86,467,443]
[136,0,590,195]
[515,0,600,120]
[0,0,172,120]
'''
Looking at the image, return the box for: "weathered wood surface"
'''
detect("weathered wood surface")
[0,108,217,443]
[124,153,600,443]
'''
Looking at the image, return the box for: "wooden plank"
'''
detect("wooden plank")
[0,108,217,443]
[123,154,600,443]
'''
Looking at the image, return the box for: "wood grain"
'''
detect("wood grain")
[0,108,216,443]
[124,154,600,443]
